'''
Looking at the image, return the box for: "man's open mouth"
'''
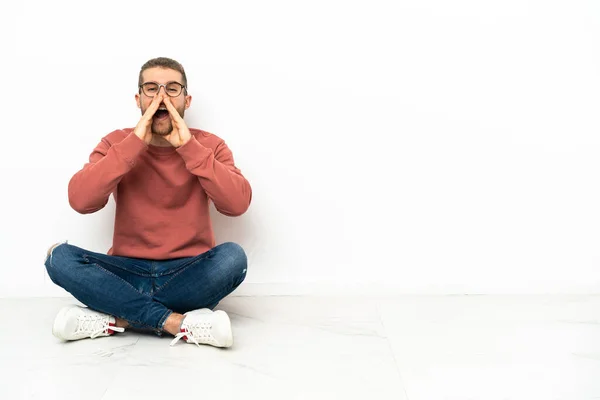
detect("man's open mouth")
[154,107,169,120]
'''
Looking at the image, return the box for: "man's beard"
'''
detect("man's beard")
[141,105,185,136]
[151,118,173,136]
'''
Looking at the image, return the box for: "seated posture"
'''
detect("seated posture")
[45,57,252,348]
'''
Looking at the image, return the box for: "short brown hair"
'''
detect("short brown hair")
[138,57,188,91]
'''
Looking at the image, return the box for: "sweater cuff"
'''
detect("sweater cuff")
[176,136,213,167]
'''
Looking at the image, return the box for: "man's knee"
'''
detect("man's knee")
[46,242,62,259]
[219,242,247,269]
[45,243,64,284]
[44,241,72,282]
[217,242,247,290]
[45,242,68,266]
[212,242,248,285]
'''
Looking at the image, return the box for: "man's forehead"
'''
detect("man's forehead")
[142,67,182,83]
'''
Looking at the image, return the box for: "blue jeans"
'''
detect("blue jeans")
[44,242,247,334]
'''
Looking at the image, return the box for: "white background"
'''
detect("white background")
[1,0,600,296]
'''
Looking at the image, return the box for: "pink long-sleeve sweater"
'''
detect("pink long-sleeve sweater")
[68,128,252,260]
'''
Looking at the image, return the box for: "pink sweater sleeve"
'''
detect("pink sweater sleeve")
[176,136,252,216]
[68,132,148,214]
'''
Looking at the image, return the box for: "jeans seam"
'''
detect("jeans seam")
[155,251,213,278]
[153,255,226,295]
[90,263,162,329]
[153,262,197,294]
[85,254,152,277]
[91,262,152,299]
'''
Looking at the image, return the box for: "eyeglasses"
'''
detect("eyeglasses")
[139,81,186,97]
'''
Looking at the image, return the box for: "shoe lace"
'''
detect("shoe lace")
[76,314,125,338]
[170,321,213,347]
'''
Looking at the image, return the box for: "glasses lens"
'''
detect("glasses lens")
[142,83,159,96]
[165,82,183,97]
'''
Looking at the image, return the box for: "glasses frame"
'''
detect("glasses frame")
[139,81,187,97]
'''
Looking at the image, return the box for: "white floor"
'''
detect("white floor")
[1,295,599,400]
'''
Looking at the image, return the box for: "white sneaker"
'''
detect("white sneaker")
[52,305,124,341]
[170,309,233,348]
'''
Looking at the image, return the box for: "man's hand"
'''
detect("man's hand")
[163,96,192,148]
[134,93,164,145]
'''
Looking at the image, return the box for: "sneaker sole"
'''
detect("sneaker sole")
[213,310,234,348]
[52,305,79,341]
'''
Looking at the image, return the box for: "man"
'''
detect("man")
[44,57,252,348]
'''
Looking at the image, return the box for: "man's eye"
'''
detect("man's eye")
[167,88,178,93]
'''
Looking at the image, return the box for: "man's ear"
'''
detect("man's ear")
[185,95,192,110]
[135,93,141,108]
